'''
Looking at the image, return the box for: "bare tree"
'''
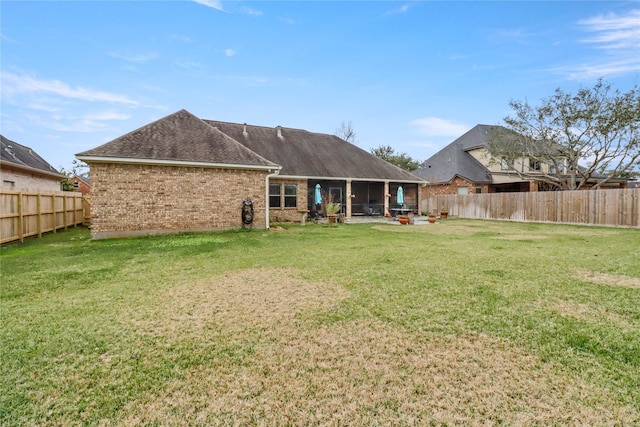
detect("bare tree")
[489,79,640,190]
[334,120,357,145]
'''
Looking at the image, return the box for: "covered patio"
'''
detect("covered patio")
[308,180,420,219]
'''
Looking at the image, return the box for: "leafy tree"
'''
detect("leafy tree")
[334,120,357,144]
[489,79,640,190]
[60,159,89,191]
[371,145,420,171]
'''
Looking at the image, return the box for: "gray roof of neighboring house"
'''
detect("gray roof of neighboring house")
[413,124,497,184]
[205,120,423,182]
[1,135,64,177]
[76,110,278,169]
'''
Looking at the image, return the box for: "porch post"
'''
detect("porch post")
[384,181,390,216]
[346,180,352,218]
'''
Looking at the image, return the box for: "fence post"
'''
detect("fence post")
[37,193,42,237]
[63,194,68,231]
[17,192,24,243]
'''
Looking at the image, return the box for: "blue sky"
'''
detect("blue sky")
[2,1,639,172]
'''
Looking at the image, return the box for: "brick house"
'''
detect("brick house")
[77,109,423,239]
[68,175,91,195]
[204,119,424,222]
[1,135,66,192]
[413,124,628,197]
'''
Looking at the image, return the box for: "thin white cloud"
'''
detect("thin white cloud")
[551,57,640,80]
[579,9,640,50]
[175,61,203,69]
[169,34,193,43]
[1,72,139,105]
[279,16,295,25]
[25,102,62,112]
[409,117,469,137]
[240,6,262,16]
[225,49,235,57]
[193,0,223,11]
[24,110,131,133]
[385,4,411,16]
[559,8,640,79]
[108,51,158,63]
[84,110,131,121]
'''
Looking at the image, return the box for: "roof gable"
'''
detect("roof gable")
[76,110,278,169]
[1,135,63,177]
[205,120,423,182]
[413,125,498,183]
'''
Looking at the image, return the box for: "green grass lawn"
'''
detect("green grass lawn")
[1,220,639,425]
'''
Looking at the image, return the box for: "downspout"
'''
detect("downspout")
[265,167,281,229]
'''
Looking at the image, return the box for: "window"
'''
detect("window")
[269,184,281,208]
[501,157,511,170]
[457,186,469,195]
[475,187,483,194]
[529,159,541,171]
[3,180,15,189]
[73,181,79,190]
[269,183,298,208]
[284,184,297,208]
[550,159,564,174]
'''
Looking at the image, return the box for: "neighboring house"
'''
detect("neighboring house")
[68,175,91,195]
[76,109,424,239]
[1,135,65,192]
[413,124,628,196]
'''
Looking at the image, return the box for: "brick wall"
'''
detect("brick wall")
[420,177,488,197]
[1,166,62,192]
[70,177,91,195]
[89,162,269,238]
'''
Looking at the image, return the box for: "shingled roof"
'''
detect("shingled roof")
[205,120,423,182]
[76,110,278,169]
[1,135,64,177]
[413,125,498,184]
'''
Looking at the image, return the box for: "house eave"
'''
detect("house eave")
[275,173,426,184]
[0,159,66,180]
[75,156,282,172]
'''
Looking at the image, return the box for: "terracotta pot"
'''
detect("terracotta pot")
[398,216,409,225]
[428,215,436,224]
[440,211,448,219]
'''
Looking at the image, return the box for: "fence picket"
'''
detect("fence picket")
[422,188,639,227]
[1,191,88,244]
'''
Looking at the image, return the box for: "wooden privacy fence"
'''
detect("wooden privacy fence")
[421,188,640,228]
[0,191,88,244]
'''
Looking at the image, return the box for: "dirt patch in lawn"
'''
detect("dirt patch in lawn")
[121,319,638,426]
[576,269,640,289]
[130,267,350,338]
[540,298,636,332]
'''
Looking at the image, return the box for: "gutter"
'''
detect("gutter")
[1,160,66,180]
[74,156,279,171]
[265,167,282,229]
[275,174,426,184]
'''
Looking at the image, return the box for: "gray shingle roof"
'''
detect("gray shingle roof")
[205,120,424,182]
[1,135,63,176]
[413,124,498,184]
[76,110,278,169]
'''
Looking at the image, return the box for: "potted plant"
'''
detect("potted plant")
[427,211,437,224]
[440,207,448,219]
[325,202,341,224]
[398,215,409,225]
